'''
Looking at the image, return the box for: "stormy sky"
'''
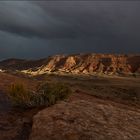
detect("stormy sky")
[0,1,140,60]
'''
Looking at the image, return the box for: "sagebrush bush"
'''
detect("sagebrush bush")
[8,82,71,108]
[8,83,32,108]
[37,82,71,105]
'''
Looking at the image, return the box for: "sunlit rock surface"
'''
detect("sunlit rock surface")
[0,54,140,76]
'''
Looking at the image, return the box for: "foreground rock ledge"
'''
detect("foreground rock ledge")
[29,100,140,140]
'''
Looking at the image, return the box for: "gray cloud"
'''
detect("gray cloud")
[0,1,140,39]
[0,1,140,59]
[0,1,77,39]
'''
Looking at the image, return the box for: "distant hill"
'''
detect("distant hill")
[0,54,140,76]
[0,58,49,70]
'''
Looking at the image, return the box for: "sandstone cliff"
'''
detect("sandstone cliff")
[23,54,140,76]
[0,54,140,76]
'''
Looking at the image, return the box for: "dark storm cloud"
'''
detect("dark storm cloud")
[0,1,77,39]
[0,1,140,59]
[0,1,140,40]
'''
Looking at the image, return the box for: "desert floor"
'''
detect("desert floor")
[0,72,140,140]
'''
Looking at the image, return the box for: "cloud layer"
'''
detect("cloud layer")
[0,1,140,59]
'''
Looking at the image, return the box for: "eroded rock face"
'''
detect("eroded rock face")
[39,55,65,72]
[1,54,140,75]
[30,100,140,140]
[30,54,140,75]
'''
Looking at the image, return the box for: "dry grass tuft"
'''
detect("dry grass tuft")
[8,82,71,108]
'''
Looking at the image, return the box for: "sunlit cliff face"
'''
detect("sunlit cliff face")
[0,1,140,59]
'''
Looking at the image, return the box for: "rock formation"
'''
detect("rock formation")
[24,54,140,76]
[0,54,140,76]
[29,100,140,140]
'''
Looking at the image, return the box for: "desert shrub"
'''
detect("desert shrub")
[8,82,71,108]
[8,83,32,108]
[37,82,71,106]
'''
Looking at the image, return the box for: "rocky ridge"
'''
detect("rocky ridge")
[0,54,140,76]
[21,54,140,76]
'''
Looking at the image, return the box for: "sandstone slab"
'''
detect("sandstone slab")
[30,100,140,140]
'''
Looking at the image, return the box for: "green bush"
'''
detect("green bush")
[8,82,71,108]
[37,82,71,105]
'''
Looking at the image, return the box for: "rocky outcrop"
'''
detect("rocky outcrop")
[0,54,140,76]
[24,54,140,76]
[29,100,140,140]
